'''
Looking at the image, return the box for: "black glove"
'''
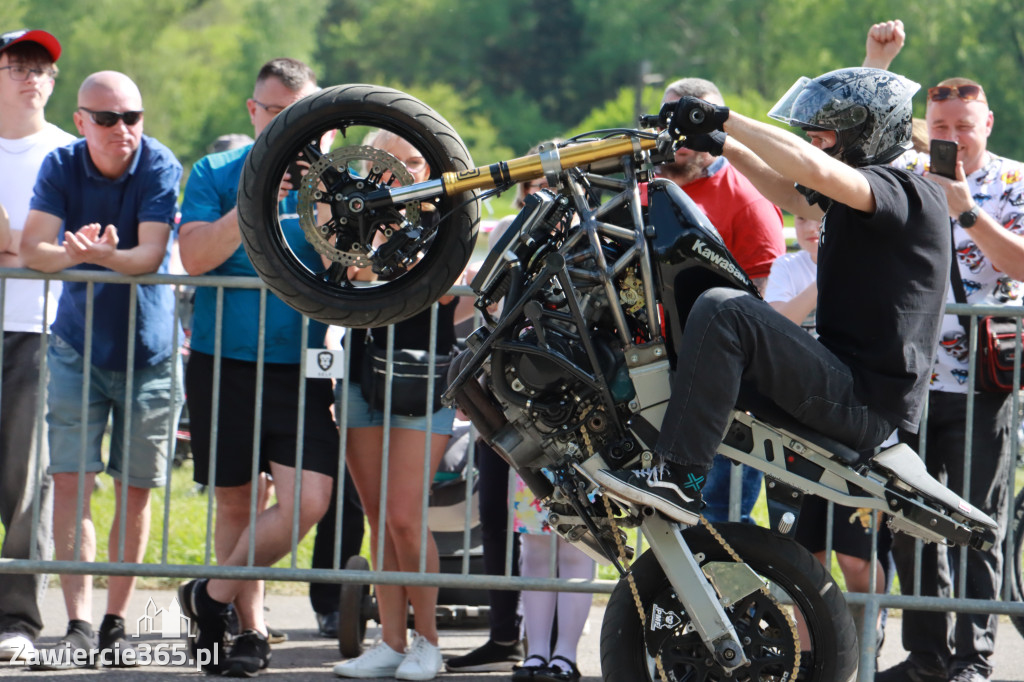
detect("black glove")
[662,96,730,137]
[680,130,727,156]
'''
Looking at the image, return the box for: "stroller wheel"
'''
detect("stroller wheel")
[338,554,372,658]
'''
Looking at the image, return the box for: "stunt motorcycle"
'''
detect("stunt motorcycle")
[236,85,998,682]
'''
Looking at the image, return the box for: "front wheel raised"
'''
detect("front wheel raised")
[237,84,479,328]
[600,523,857,682]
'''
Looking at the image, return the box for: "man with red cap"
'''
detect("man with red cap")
[0,27,75,664]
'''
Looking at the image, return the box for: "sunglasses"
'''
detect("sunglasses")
[77,107,144,127]
[927,84,986,103]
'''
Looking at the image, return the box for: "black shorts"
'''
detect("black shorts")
[185,351,339,487]
[793,495,877,560]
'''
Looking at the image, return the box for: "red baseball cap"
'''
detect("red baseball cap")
[0,29,61,62]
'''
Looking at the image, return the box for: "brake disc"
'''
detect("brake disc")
[295,145,421,268]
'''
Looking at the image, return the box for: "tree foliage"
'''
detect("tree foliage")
[12,0,1024,174]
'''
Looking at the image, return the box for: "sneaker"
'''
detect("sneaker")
[445,638,523,672]
[317,611,340,639]
[0,632,35,663]
[266,624,287,645]
[226,603,288,644]
[395,632,444,681]
[98,615,139,668]
[875,656,946,682]
[28,623,97,670]
[949,668,989,682]
[333,639,406,678]
[179,578,230,673]
[222,629,271,677]
[595,457,705,524]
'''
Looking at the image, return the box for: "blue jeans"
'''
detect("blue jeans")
[46,334,182,488]
[700,456,763,524]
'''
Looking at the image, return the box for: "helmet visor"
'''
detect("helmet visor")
[768,77,868,131]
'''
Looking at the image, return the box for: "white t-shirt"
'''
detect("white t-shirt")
[896,150,1024,393]
[0,122,76,332]
[764,249,817,334]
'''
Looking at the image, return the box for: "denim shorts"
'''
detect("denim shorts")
[336,380,455,435]
[46,335,183,488]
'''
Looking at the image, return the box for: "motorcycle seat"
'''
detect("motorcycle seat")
[734,390,864,467]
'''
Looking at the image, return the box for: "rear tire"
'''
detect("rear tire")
[600,523,857,682]
[237,84,479,328]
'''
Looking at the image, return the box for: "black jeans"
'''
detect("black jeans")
[309,469,366,615]
[894,390,1014,675]
[477,440,521,642]
[657,288,895,467]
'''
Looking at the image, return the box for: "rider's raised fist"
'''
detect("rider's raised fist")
[663,97,730,138]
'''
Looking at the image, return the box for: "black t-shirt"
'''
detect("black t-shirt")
[816,165,950,433]
[347,298,458,383]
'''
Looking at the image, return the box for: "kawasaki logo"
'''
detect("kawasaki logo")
[692,238,750,284]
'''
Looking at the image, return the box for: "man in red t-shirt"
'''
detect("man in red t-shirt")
[653,77,785,526]
[656,77,785,293]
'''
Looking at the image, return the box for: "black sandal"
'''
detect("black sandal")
[511,655,549,681]
[535,655,581,682]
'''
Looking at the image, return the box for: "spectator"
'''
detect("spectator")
[332,130,455,682]
[510,475,592,682]
[20,70,183,668]
[867,32,1024,682]
[764,214,886,650]
[174,58,352,678]
[445,170,555,674]
[655,77,786,525]
[597,66,950,551]
[0,28,75,664]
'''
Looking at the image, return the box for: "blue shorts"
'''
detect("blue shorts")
[336,380,455,435]
[46,334,183,488]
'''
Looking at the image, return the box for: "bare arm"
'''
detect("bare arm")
[178,207,242,275]
[0,203,10,253]
[22,210,171,275]
[930,163,1024,280]
[723,112,876,214]
[863,20,905,70]
[20,210,73,272]
[722,137,825,220]
[768,280,818,325]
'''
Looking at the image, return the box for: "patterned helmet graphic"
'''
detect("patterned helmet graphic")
[769,67,919,167]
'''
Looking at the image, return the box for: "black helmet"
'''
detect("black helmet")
[768,67,919,167]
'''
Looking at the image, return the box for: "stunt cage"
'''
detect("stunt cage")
[235,84,1003,682]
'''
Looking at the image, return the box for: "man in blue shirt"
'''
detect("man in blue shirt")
[175,58,361,677]
[20,70,183,668]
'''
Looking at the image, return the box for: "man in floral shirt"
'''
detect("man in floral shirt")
[881,77,1024,682]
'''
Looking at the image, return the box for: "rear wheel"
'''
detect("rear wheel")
[600,523,857,682]
[237,84,479,328]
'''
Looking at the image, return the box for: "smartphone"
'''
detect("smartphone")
[285,150,307,182]
[929,139,958,179]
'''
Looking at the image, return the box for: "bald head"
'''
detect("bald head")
[78,71,142,109]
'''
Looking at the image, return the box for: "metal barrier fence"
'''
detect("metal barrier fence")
[1,266,1023,679]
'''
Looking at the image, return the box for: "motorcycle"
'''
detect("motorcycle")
[236,84,998,682]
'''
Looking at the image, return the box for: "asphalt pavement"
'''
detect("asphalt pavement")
[4,587,1024,680]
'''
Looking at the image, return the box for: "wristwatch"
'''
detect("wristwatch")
[957,204,981,228]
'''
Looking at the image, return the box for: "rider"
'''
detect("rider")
[597,68,951,525]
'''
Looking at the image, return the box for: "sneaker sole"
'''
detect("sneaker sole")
[333,666,402,678]
[594,471,700,525]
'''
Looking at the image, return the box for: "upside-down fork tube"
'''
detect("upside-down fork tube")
[365,135,662,210]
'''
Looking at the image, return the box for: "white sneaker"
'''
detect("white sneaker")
[395,631,444,681]
[333,639,405,678]
[0,632,36,662]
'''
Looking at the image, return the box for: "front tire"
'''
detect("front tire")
[237,84,479,328]
[600,523,857,682]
